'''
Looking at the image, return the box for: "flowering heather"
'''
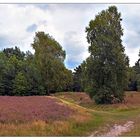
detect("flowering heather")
[0,96,75,123]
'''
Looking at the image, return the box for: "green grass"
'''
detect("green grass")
[55,92,140,136]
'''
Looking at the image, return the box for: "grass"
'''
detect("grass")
[0,91,140,136]
[55,91,140,136]
[0,115,104,136]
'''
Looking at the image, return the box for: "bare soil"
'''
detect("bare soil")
[101,121,134,136]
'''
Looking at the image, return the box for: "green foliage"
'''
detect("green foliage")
[0,32,73,96]
[85,6,128,104]
[73,60,89,92]
[126,67,137,91]
[0,52,7,95]
[22,53,45,95]
[13,72,28,96]
[127,67,136,82]
[32,31,72,94]
[133,50,140,91]
[0,48,27,95]
[3,46,25,60]
[73,65,83,92]
[136,74,140,91]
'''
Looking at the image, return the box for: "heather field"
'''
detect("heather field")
[0,96,75,123]
[0,95,92,136]
[0,92,140,136]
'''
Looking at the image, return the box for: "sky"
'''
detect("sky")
[0,4,139,70]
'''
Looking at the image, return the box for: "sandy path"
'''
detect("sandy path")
[90,121,134,137]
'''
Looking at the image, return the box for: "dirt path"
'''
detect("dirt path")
[53,96,136,137]
[91,121,134,137]
[55,97,115,115]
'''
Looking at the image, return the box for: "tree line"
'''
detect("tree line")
[0,5,140,104]
[0,33,73,96]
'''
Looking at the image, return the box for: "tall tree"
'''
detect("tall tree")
[32,32,67,94]
[85,6,128,104]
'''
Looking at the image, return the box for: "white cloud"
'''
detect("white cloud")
[0,4,139,70]
[118,4,140,66]
[125,45,139,66]
[0,4,49,51]
[42,4,109,69]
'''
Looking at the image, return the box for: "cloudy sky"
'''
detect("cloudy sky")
[0,4,139,70]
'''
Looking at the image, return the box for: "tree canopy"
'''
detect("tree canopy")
[84,6,128,104]
[32,32,72,94]
[0,33,73,96]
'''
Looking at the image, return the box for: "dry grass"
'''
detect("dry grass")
[56,91,140,111]
[0,120,71,136]
[0,115,93,136]
[55,92,92,104]
[0,95,94,136]
[0,92,140,136]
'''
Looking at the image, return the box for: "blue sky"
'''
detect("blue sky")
[0,4,139,70]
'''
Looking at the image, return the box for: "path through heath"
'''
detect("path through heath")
[90,121,134,137]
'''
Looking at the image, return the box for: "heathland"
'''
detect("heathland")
[0,92,139,136]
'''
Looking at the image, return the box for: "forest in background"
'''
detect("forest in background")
[0,6,140,104]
